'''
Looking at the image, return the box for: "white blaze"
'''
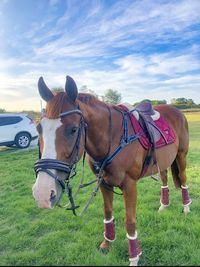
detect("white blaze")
[32,117,63,208]
[41,117,62,159]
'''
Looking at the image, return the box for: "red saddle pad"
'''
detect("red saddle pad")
[120,105,176,150]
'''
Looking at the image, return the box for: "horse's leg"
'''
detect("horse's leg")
[99,185,115,252]
[123,177,142,266]
[176,152,192,214]
[158,169,170,212]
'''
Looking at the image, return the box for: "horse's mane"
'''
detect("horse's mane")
[78,93,123,116]
[77,93,103,106]
[46,92,105,119]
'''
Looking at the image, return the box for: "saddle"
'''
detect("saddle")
[119,101,176,177]
[134,102,158,175]
[135,101,160,146]
[135,101,154,116]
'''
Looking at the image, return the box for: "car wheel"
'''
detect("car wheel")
[15,132,31,149]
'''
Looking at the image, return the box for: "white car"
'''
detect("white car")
[0,113,38,149]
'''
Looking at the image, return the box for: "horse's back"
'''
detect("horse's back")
[154,104,189,152]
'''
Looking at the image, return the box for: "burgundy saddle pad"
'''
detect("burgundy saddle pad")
[120,105,176,150]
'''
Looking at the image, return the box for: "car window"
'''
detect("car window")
[0,116,23,126]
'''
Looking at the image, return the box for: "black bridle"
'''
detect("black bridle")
[34,106,87,215]
[34,104,141,216]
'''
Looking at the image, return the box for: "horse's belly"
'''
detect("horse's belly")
[144,142,178,177]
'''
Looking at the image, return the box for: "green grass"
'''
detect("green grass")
[0,112,200,266]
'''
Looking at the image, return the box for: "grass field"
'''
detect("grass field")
[0,112,199,266]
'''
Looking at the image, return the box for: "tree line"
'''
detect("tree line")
[1,89,199,121]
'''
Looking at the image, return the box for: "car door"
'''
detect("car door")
[0,116,22,143]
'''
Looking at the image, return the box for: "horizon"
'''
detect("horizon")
[0,0,200,111]
[1,95,200,113]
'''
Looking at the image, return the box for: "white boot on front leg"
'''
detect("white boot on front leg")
[127,232,142,266]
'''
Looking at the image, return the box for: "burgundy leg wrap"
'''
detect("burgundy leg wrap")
[160,186,169,206]
[127,232,142,260]
[104,217,115,242]
[181,186,192,206]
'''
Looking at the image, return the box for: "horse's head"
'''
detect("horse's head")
[32,76,85,209]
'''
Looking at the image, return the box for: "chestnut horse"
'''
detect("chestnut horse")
[32,76,192,266]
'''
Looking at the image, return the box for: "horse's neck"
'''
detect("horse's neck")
[78,100,122,161]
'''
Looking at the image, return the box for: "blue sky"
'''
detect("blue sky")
[0,0,200,111]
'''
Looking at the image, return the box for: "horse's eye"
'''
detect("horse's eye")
[64,126,78,138]
[71,127,78,135]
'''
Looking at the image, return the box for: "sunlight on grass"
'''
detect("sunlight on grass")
[184,111,200,122]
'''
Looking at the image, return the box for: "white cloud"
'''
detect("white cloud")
[1,61,200,111]
[0,0,200,110]
[147,54,200,75]
[27,0,200,60]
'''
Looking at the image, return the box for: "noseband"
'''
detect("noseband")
[34,107,87,214]
[34,159,73,190]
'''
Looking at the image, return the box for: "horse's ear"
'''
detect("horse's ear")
[38,77,54,102]
[65,76,78,102]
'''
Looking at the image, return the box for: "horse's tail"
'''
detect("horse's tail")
[171,159,181,188]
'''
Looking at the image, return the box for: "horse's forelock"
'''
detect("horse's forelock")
[46,92,67,119]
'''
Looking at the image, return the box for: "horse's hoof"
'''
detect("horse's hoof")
[99,240,110,254]
[129,258,139,266]
[183,205,191,214]
[99,247,109,254]
[158,203,169,212]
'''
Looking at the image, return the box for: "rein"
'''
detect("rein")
[34,105,141,216]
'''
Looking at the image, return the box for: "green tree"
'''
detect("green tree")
[79,85,98,97]
[187,99,195,105]
[104,89,122,104]
[171,98,187,104]
[171,98,177,105]
[151,100,167,105]
[170,98,197,109]
[0,108,6,113]
[79,85,88,92]
[51,87,64,95]
[21,110,41,122]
